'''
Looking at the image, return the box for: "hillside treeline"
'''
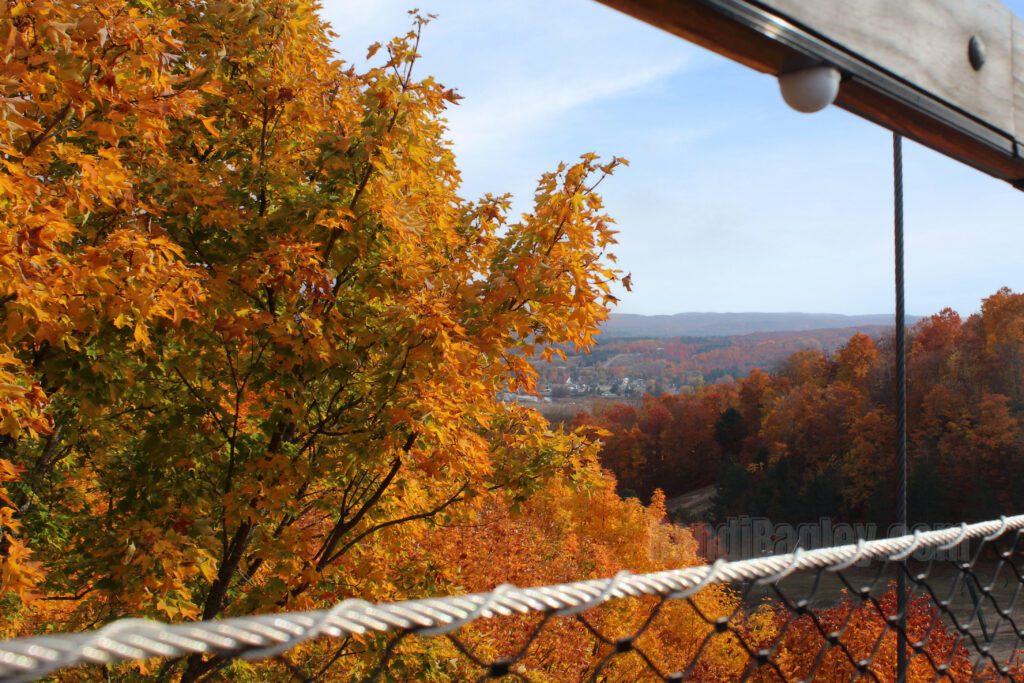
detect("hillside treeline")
[577,288,1024,525]
[535,326,886,393]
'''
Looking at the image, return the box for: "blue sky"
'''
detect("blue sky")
[322,1,1024,317]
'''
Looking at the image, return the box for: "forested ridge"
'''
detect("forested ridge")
[533,326,893,395]
[0,0,1013,679]
[577,290,1024,526]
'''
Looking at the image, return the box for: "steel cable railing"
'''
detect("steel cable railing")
[2,514,1023,681]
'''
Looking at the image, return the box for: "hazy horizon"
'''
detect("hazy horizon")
[608,310,919,316]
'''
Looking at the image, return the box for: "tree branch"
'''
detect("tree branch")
[322,480,468,567]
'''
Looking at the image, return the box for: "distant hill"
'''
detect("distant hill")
[600,312,922,338]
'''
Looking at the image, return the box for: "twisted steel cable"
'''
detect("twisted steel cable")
[0,514,1021,682]
[893,130,909,682]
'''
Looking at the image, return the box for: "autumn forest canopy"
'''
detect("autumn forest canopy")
[0,1,1022,680]
[578,293,1024,526]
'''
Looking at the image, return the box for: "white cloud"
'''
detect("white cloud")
[447,57,689,155]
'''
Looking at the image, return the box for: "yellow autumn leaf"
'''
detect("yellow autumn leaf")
[1,412,21,438]
[200,116,220,138]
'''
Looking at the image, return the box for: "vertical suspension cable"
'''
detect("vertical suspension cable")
[893,131,908,683]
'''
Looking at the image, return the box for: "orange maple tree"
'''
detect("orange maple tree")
[0,0,658,678]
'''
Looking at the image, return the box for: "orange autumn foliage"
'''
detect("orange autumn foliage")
[225,463,780,681]
[769,589,992,682]
[264,468,986,681]
[0,1,782,680]
[410,470,760,681]
[1,0,621,609]
[585,290,1024,525]
[0,0,206,601]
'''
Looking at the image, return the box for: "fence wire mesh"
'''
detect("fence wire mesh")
[2,515,1024,682]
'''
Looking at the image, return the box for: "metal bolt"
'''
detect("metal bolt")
[969,35,986,71]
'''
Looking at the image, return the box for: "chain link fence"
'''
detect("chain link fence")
[2,515,1023,681]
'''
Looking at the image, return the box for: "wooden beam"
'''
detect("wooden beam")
[597,0,1024,188]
